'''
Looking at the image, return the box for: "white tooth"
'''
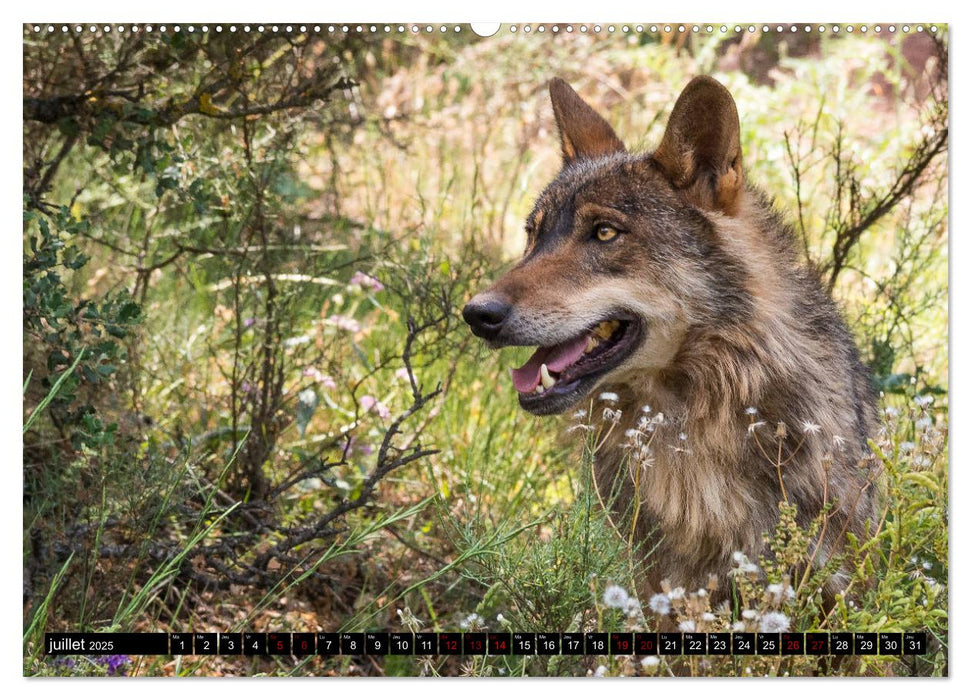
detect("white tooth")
[535,384,545,395]
[540,363,555,389]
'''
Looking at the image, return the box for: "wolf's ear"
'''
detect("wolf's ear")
[653,76,743,215]
[549,78,626,164]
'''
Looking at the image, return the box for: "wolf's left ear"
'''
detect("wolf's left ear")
[549,78,626,164]
[653,76,743,215]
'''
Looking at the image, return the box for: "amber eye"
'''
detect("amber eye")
[594,224,619,242]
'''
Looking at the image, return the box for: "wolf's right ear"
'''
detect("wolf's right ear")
[653,76,743,215]
[549,78,626,164]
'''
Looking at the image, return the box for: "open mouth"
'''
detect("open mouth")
[511,316,643,414]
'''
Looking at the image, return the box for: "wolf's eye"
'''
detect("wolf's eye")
[594,224,619,242]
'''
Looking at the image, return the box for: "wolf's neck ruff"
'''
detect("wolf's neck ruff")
[463,76,878,601]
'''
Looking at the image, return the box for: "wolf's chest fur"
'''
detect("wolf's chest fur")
[591,384,763,588]
[589,320,875,597]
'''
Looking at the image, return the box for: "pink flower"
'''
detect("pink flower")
[360,394,391,420]
[395,368,411,382]
[303,368,337,390]
[347,436,373,457]
[328,314,361,333]
[349,271,384,292]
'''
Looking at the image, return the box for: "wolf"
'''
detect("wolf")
[462,76,879,601]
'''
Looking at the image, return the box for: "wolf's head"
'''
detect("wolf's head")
[463,76,754,415]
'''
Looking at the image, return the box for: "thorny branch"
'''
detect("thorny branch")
[781,38,948,291]
[823,119,947,290]
[250,314,444,573]
[44,314,447,591]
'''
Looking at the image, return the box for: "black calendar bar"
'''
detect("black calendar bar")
[45,633,169,655]
[293,633,315,656]
[43,631,931,657]
[194,633,218,655]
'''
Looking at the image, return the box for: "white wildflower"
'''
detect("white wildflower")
[741,609,758,620]
[593,665,607,677]
[747,420,766,434]
[696,588,708,597]
[460,613,485,630]
[603,408,622,423]
[298,388,317,406]
[914,455,931,467]
[625,598,643,618]
[573,409,587,420]
[599,392,619,404]
[731,552,759,575]
[668,586,685,601]
[899,441,916,453]
[678,432,688,441]
[641,404,652,413]
[641,656,660,668]
[832,434,847,449]
[745,407,758,415]
[283,334,312,347]
[679,620,696,633]
[915,394,933,408]
[759,611,790,633]
[702,612,716,622]
[648,593,671,615]
[625,429,640,439]
[915,416,933,431]
[397,607,422,629]
[884,406,900,417]
[800,420,821,435]
[603,584,630,609]
[732,621,746,632]
[496,613,505,623]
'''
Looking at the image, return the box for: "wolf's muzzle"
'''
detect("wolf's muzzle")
[462,296,511,341]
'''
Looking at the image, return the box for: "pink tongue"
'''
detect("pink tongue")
[511,334,589,393]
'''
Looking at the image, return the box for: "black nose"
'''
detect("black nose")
[462,297,512,340]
